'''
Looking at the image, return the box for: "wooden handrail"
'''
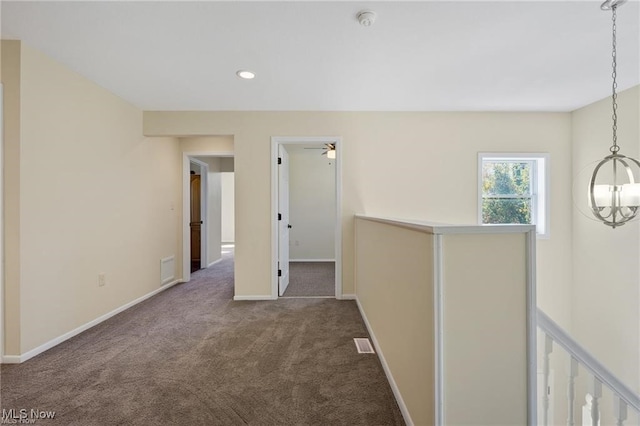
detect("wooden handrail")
[537,308,640,413]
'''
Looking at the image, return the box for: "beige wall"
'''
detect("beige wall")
[354,218,435,425]
[180,136,234,154]
[571,85,640,392]
[442,232,528,425]
[4,41,182,355]
[1,40,22,354]
[145,111,573,316]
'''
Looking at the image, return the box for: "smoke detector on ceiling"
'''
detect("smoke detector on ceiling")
[357,10,377,27]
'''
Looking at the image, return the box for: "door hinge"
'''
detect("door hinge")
[278,213,282,221]
[278,157,282,165]
[278,269,282,277]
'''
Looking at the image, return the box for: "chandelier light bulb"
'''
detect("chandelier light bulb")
[589,184,613,208]
[589,155,640,228]
[621,183,640,207]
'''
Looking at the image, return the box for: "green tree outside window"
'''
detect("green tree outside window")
[482,161,533,225]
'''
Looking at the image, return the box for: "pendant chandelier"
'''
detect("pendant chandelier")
[588,0,640,228]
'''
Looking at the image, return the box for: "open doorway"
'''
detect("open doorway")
[271,137,342,299]
[182,152,234,283]
[189,160,206,273]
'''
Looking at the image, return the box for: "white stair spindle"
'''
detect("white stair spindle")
[567,356,579,426]
[589,377,603,426]
[538,310,640,426]
[543,334,554,426]
[613,395,628,426]
[583,394,593,426]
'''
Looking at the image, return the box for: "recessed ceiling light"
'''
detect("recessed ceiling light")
[236,70,255,80]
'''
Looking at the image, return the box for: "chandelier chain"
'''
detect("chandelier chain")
[610,5,619,153]
[587,1,640,229]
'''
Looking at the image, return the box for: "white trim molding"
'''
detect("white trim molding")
[354,214,535,236]
[433,234,444,426]
[182,151,234,283]
[1,356,21,364]
[1,279,181,364]
[207,258,223,268]
[526,229,538,426]
[290,259,336,262]
[233,295,277,301]
[187,157,209,277]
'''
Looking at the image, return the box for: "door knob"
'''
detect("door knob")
[288,224,292,229]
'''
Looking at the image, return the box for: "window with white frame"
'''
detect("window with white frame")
[478,153,549,238]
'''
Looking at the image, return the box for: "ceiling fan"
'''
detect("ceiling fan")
[304,143,336,158]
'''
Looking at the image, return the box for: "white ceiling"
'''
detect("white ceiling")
[2,1,639,112]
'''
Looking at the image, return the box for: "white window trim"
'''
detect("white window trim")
[478,152,550,239]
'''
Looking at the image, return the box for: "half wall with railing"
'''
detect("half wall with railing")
[353,214,640,425]
[354,215,537,425]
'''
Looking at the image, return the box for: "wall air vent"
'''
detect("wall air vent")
[354,338,375,354]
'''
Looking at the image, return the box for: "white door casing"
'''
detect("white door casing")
[271,136,342,300]
[278,144,291,296]
[181,151,233,283]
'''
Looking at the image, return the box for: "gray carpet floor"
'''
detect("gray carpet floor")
[282,262,335,297]
[0,249,404,425]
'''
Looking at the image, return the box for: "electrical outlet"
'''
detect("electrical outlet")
[98,273,106,287]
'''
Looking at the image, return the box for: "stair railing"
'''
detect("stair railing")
[537,309,640,426]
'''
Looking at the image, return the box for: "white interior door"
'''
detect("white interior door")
[278,145,290,296]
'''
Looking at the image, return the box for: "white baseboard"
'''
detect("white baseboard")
[279,296,333,299]
[290,259,335,262]
[233,295,277,301]
[1,355,22,364]
[340,294,356,300]
[207,258,223,268]
[160,255,176,285]
[354,296,413,426]
[1,279,181,364]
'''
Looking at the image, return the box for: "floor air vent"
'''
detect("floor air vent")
[354,338,375,354]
